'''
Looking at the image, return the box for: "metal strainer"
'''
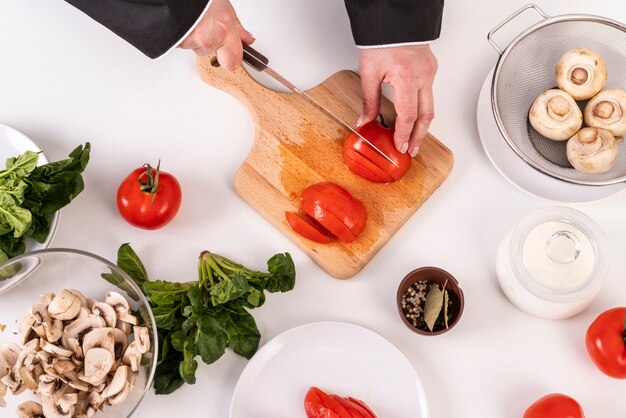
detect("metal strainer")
[488,4,626,186]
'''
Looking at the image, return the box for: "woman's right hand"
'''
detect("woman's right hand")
[178,0,254,70]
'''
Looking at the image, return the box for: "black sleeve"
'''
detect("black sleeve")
[65,0,210,59]
[344,0,444,46]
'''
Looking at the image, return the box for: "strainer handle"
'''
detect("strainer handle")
[488,4,549,54]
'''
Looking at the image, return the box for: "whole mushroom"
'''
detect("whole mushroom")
[567,127,622,173]
[584,89,626,136]
[529,89,582,141]
[556,48,607,100]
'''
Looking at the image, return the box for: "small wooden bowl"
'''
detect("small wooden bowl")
[396,267,465,336]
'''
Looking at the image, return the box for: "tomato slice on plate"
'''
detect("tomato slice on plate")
[304,387,351,418]
[331,395,371,418]
[346,397,378,418]
[285,212,332,244]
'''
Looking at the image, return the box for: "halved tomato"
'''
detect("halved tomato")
[300,183,367,241]
[343,121,411,182]
[285,212,332,244]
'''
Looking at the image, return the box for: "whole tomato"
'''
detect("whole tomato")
[343,121,412,183]
[586,307,626,378]
[117,161,182,230]
[523,394,585,418]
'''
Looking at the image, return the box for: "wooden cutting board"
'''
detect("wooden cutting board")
[197,56,454,279]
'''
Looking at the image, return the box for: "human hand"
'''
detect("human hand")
[179,0,254,70]
[358,45,438,157]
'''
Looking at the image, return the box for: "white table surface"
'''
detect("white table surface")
[1,0,625,417]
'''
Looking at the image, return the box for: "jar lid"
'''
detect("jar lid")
[509,207,607,303]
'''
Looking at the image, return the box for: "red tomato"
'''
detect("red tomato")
[300,183,367,243]
[343,122,411,183]
[331,395,372,418]
[523,394,585,418]
[586,307,626,378]
[285,212,332,244]
[304,387,350,418]
[117,162,182,230]
[346,397,377,418]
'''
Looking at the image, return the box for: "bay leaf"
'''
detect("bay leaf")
[443,289,450,329]
[424,284,444,331]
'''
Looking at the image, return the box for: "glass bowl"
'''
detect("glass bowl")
[0,248,157,417]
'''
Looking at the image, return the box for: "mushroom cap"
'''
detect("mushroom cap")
[529,89,583,140]
[16,400,44,418]
[61,315,105,348]
[48,290,82,321]
[556,48,607,100]
[567,127,620,173]
[83,348,114,384]
[92,302,117,328]
[105,292,130,314]
[42,393,73,418]
[122,341,142,373]
[584,89,626,136]
[101,365,129,399]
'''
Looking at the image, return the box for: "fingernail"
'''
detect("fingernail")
[245,29,255,39]
[410,146,420,157]
[400,143,409,154]
[357,113,365,127]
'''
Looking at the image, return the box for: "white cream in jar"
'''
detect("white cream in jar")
[496,207,607,319]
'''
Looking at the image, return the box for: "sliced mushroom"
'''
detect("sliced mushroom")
[529,89,582,141]
[66,338,83,360]
[76,306,92,320]
[64,372,90,392]
[0,323,5,334]
[101,365,128,399]
[105,292,130,314]
[19,314,36,345]
[116,320,131,336]
[61,315,105,348]
[133,326,150,354]
[32,324,47,339]
[17,366,38,390]
[584,89,626,136]
[39,293,55,308]
[14,339,39,371]
[38,374,58,395]
[29,305,51,325]
[58,393,78,414]
[0,344,20,378]
[69,290,88,307]
[107,381,130,405]
[16,400,43,418]
[43,319,63,343]
[48,290,82,321]
[118,312,138,325]
[556,48,607,100]
[567,127,621,173]
[52,358,76,375]
[40,340,73,358]
[83,348,114,384]
[92,302,117,328]
[42,393,73,418]
[122,341,141,373]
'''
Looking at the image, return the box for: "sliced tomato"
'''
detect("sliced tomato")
[285,212,332,243]
[331,395,370,418]
[343,122,411,182]
[301,183,367,238]
[305,387,351,418]
[343,148,393,183]
[347,397,378,418]
[301,199,356,243]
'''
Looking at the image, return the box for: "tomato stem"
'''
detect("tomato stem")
[138,160,161,203]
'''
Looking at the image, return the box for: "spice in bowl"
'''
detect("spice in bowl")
[396,267,464,335]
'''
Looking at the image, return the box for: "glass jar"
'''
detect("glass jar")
[496,207,608,319]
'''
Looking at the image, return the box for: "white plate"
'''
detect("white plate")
[230,321,428,418]
[0,123,59,253]
[476,69,625,203]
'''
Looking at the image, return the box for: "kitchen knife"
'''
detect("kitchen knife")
[239,44,399,169]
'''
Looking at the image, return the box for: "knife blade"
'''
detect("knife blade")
[240,44,399,169]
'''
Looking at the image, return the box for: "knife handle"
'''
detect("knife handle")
[242,44,269,72]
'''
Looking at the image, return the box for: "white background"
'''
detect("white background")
[1,0,625,417]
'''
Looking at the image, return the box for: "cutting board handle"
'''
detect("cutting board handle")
[196,55,277,113]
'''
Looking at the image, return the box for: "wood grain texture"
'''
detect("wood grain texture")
[197,56,454,279]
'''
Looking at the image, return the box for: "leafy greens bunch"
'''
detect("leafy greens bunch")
[110,243,296,395]
[0,144,91,264]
